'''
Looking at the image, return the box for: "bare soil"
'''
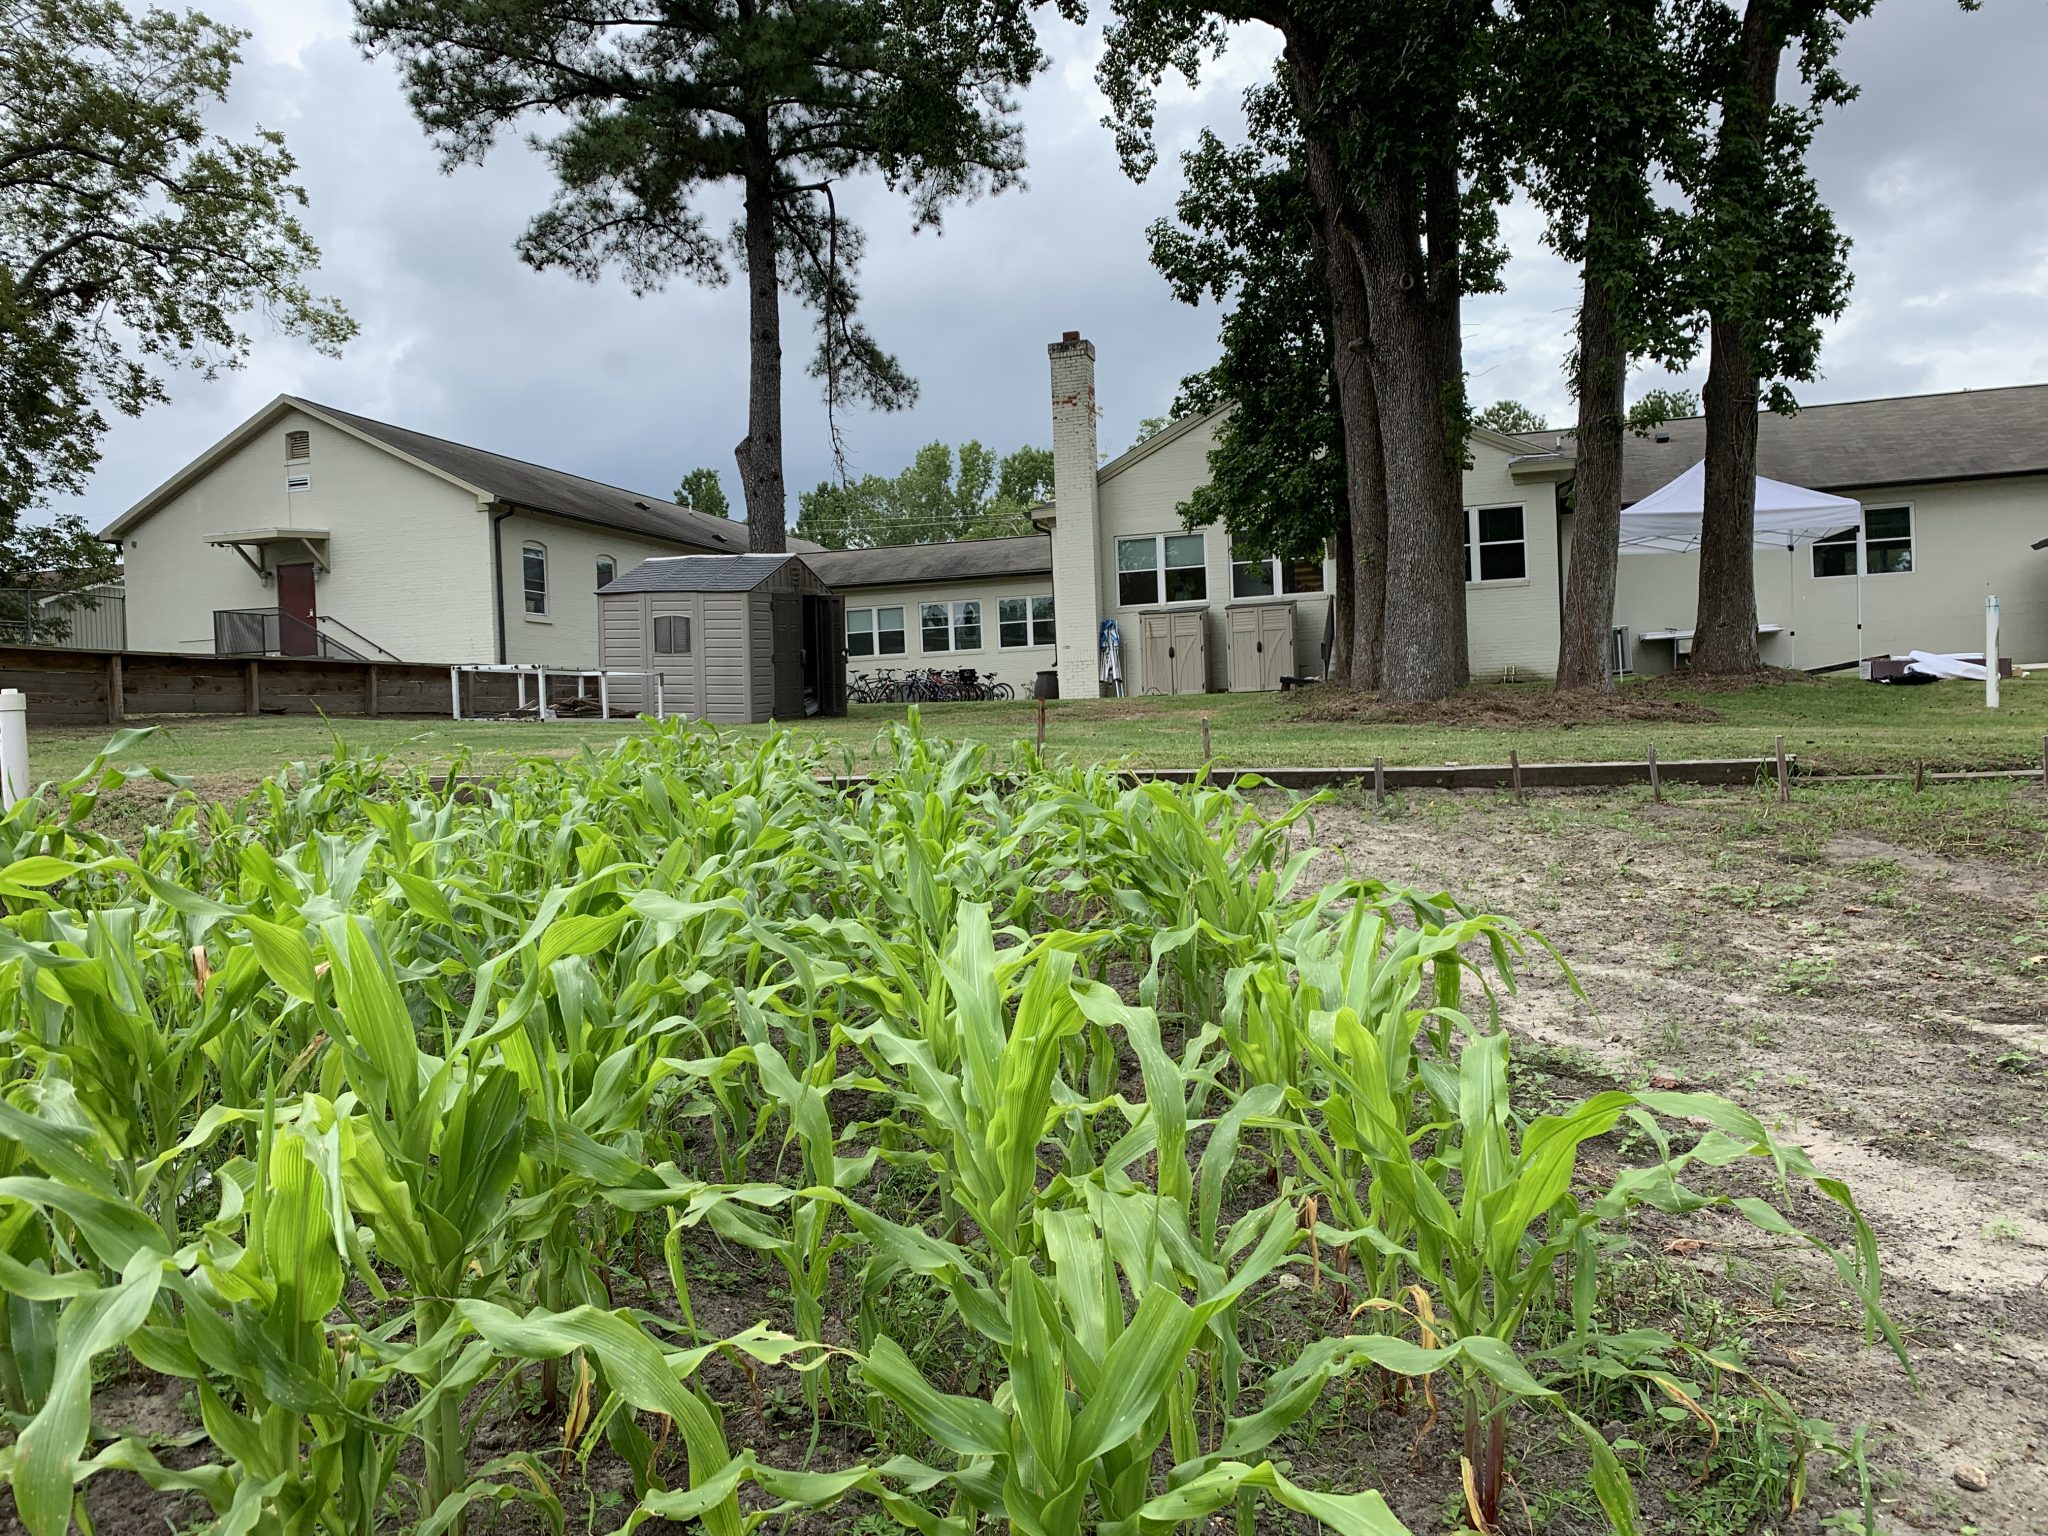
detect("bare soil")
[1283,683,1719,728]
[1305,789,2048,1534]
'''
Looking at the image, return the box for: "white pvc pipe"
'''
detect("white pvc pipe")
[0,689,27,809]
[1986,596,2001,709]
[598,672,611,719]
[450,665,462,721]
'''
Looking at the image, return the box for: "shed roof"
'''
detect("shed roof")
[1522,382,2048,503]
[599,554,814,593]
[802,535,1052,589]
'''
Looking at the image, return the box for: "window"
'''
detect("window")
[653,615,691,654]
[1811,527,1858,578]
[285,430,309,463]
[522,542,548,615]
[1813,507,1914,578]
[998,595,1056,648]
[1463,505,1527,583]
[846,605,906,658]
[1116,532,1207,606]
[596,555,617,589]
[1865,506,1913,574]
[920,600,981,652]
[1229,544,1326,599]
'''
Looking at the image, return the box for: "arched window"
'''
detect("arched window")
[522,541,548,615]
[596,554,617,590]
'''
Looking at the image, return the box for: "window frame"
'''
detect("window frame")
[1462,504,1528,586]
[845,605,906,658]
[920,599,982,654]
[998,594,1056,648]
[652,614,692,655]
[1228,542,1327,600]
[1811,505,1915,579]
[521,540,549,617]
[596,554,617,590]
[1115,531,1209,608]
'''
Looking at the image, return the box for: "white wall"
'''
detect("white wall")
[498,511,722,667]
[1461,439,1567,682]
[1607,474,2048,673]
[117,406,495,660]
[834,573,1058,690]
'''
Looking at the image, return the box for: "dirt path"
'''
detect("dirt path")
[1309,792,2048,1534]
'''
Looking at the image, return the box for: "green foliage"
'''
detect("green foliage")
[1150,78,1344,564]
[0,0,353,521]
[673,467,732,520]
[1473,400,1549,436]
[0,722,1908,1534]
[794,440,1050,548]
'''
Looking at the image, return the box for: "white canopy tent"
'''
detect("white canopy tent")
[1616,460,1866,668]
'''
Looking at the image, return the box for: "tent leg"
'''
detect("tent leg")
[1856,518,1867,667]
[1787,544,1797,671]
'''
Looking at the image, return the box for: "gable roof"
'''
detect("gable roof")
[103,394,817,551]
[802,534,1052,589]
[1523,383,2048,504]
[600,553,811,593]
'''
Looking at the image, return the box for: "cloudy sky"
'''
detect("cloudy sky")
[54,0,2048,532]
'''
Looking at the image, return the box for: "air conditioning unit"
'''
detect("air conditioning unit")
[1610,626,1630,676]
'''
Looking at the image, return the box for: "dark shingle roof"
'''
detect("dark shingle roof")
[1523,383,2048,503]
[802,535,1052,589]
[293,398,820,552]
[600,554,809,593]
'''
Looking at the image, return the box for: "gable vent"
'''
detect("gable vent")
[285,430,310,462]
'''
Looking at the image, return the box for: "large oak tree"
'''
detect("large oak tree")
[355,0,1057,552]
[0,0,352,590]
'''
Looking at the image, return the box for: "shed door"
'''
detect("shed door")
[769,592,805,719]
[1258,605,1295,690]
[1226,608,1260,692]
[1169,612,1206,694]
[1140,613,1171,695]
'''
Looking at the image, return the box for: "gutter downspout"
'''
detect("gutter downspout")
[489,502,516,663]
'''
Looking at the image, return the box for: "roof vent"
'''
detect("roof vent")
[285,430,310,462]
[1061,330,1081,343]
[632,500,648,509]
[1654,431,1671,443]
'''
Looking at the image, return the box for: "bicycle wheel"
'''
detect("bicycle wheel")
[991,682,1015,700]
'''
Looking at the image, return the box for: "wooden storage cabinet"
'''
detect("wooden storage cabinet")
[1225,602,1295,691]
[1138,609,1207,694]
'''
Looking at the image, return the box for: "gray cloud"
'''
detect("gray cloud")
[52,2,2048,528]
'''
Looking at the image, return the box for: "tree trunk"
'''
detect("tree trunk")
[1691,312,1762,672]
[735,137,788,553]
[1329,518,1355,681]
[1556,263,1626,691]
[1691,0,1782,675]
[1283,38,1388,692]
[1356,165,1466,702]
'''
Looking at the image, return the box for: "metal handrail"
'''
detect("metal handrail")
[213,608,374,662]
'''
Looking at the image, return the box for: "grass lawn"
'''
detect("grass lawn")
[23,671,2047,791]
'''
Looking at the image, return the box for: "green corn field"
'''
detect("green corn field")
[0,718,1908,1535]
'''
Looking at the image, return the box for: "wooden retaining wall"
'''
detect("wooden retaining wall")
[0,644,520,726]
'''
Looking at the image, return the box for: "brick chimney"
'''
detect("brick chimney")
[1048,332,1102,698]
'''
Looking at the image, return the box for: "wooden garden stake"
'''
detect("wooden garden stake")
[1509,748,1523,803]
[1373,756,1385,807]
[1914,759,1925,794]
[1647,744,1661,803]
[1035,697,1046,752]
[1774,735,1790,803]
[1201,715,1212,762]
[2040,734,2046,792]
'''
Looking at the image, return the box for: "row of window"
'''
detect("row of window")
[1115,533,1332,608]
[522,543,620,617]
[1811,507,1913,577]
[847,595,1058,657]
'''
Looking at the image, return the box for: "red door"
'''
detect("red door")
[276,562,317,655]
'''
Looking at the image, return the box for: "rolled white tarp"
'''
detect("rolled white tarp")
[1899,650,1989,681]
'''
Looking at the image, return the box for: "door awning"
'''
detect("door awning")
[205,527,331,575]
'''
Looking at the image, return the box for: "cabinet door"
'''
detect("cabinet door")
[1259,606,1295,690]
